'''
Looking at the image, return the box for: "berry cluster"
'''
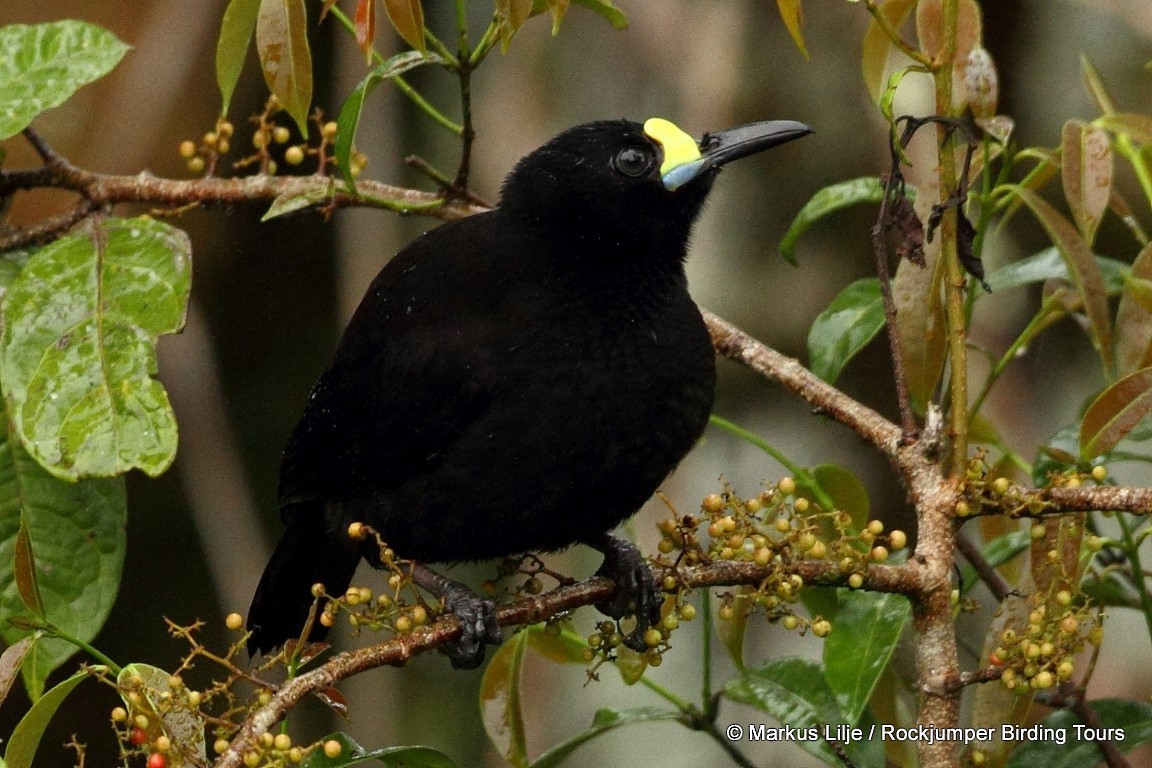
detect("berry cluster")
[652,479,908,638]
[178,97,363,178]
[110,673,202,768]
[958,450,1108,519]
[211,731,342,767]
[989,589,1103,692]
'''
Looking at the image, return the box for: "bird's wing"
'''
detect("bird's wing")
[277,214,512,510]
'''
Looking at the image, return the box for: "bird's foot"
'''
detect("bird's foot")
[410,563,502,669]
[587,533,661,652]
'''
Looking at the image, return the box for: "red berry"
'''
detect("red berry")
[147,753,166,768]
[129,728,148,746]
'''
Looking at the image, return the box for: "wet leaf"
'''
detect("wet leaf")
[1081,367,1152,459]
[1009,186,1113,374]
[0,21,130,140]
[256,0,313,136]
[0,216,190,479]
[860,0,916,105]
[1061,120,1112,246]
[807,278,885,385]
[775,0,808,60]
[216,0,261,115]
[382,0,426,53]
[1117,244,1152,375]
[355,0,377,62]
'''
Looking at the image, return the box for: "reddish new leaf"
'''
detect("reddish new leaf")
[1011,186,1113,374]
[1061,120,1112,246]
[1081,367,1152,459]
[354,0,376,62]
[1116,243,1152,375]
[14,521,44,618]
[255,0,313,136]
[382,0,426,53]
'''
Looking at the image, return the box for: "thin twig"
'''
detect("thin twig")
[955,532,1011,601]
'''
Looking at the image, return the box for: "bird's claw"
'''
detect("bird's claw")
[591,534,661,652]
[441,589,503,670]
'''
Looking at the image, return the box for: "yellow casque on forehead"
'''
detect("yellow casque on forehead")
[643,118,701,176]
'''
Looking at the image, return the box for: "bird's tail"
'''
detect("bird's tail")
[246,504,361,656]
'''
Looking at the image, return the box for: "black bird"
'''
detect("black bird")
[247,116,811,667]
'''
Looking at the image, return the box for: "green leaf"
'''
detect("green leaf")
[216,0,262,115]
[1061,120,1112,246]
[480,629,529,768]
[571,0,628,29]
[860,0,916,104]
[986,247,1129,295]
[530,707,680,768]
[724,658,883,767]
[715,586,753,670]
[1006,698,1152,768]
[1080,367,1152,460]
[1032,424,1081,487]
[263,180,336,221]
[256,0,313,136]
[0,417,126,698]
[780,178,914,265]
[382,0,426,53]
[1116,243,1152,375]
[807,278,885,385]
[799,465,871,529]
[3,669,90,768]
[301,733,457,768]
[823,590,910,725]
[0,21,130,140]
[1009,186,1114,373]
[775,0,808,60]
[335,51,443,190]
[0,216,190,480]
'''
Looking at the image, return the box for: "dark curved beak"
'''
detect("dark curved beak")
[661,120,813,191]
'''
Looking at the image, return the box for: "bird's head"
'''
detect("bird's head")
[499,117,811,255]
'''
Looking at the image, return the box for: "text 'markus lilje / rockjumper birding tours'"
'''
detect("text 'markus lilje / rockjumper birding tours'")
[246,116,812,668]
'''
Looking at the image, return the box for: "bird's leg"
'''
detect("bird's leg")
[409,562,502,669]
[585,532,661,652]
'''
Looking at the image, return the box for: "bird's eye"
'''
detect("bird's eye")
[612,146,655,178]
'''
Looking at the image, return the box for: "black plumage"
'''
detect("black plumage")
[247,118,810,666]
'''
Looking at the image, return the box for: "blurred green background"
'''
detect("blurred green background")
[2,1,1152,766]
